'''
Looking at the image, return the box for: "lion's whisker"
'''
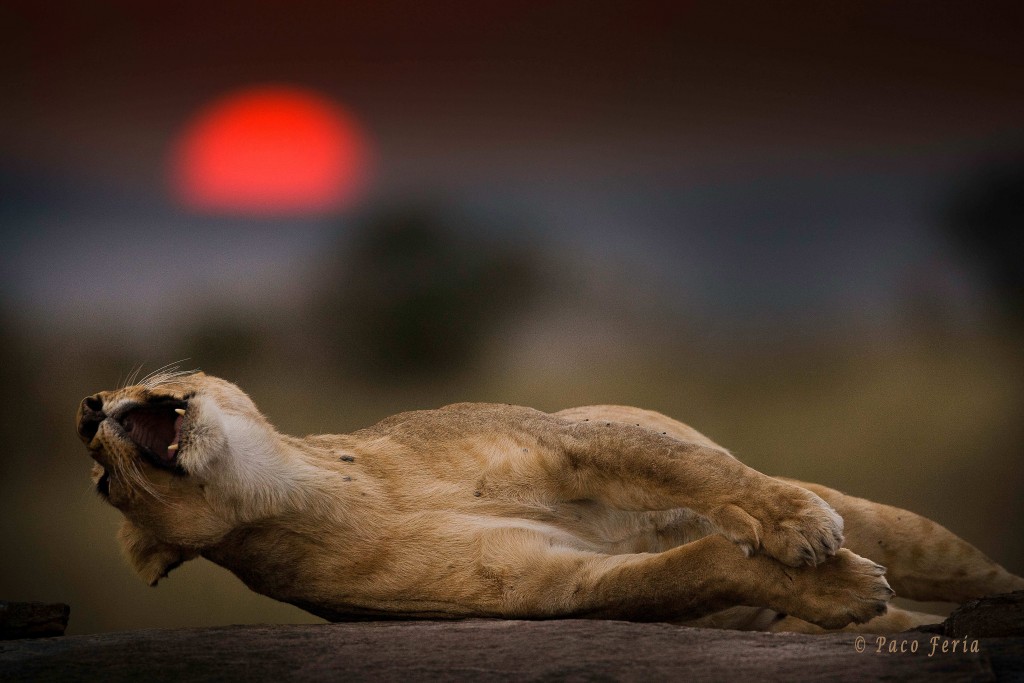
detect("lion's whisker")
[125,363,145,389]
[138,361,200,392]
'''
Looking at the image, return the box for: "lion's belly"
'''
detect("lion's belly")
[542,501,715,554]
[435,499,714,555]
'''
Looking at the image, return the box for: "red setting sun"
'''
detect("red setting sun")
[170,86,369,214]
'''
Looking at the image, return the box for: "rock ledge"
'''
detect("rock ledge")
[2,593,1022,682]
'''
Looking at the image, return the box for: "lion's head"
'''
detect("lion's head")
[75,370,280,585]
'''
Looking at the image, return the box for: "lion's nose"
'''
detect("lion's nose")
[77,394,106,443]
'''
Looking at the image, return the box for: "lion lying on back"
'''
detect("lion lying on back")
[75,371,1024,632]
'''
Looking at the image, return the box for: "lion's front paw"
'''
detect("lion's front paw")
[709,484,844,567]
[780,549,894,630]
[756,485,844,567]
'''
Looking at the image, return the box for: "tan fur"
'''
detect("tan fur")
[76,372,1024,631]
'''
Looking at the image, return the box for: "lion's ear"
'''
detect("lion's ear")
[118,520,198,586]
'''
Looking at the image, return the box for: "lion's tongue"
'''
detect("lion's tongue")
[124,407,178,460]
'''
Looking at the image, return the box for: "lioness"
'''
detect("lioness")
[76,370,1024,632]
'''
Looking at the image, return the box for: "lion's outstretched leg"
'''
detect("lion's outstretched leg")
[493,532,892,629]
[765,605,945,633]
[540,416,845,568]
[552,407,1022,605]
[783,479,1024,603]
[684,603,943,633]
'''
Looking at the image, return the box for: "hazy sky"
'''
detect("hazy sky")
[2,2,1021,339]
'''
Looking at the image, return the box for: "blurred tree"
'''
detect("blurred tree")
[944,159,1024,324]
[174,313,265,378]
[943,159,1024,549]
[319,204,538,380]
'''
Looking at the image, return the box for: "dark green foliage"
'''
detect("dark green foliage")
[945,159,1024,321]
[320,204,538,379]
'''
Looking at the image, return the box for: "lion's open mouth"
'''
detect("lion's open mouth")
[119,399,187,468]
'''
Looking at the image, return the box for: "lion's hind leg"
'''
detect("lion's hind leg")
[784,479,1024,604]
[765,605,944,634]
[489,530,891,630]
[684,603,943,633]
[549,407,845,569]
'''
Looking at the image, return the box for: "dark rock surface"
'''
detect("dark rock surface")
[943,591,1024,638]
[0,602,70,640]
[1,594,1022,682]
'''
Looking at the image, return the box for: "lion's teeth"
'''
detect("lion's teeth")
[167,443,179,452]
[174,408,186,416]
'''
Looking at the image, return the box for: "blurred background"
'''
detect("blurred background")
[2,1,1022,634]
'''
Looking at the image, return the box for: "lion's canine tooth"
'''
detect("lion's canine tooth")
[174,408,186,416]
[167,443,179,452]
